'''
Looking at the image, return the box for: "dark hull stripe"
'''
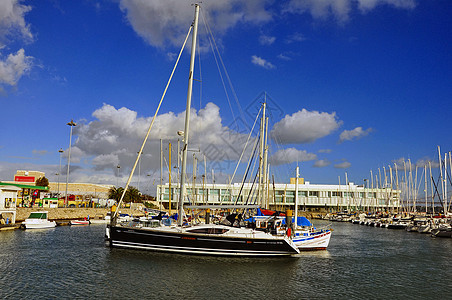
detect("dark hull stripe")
[109,226,298,256]
[112,241,293,256]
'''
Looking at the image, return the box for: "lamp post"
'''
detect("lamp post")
[57,148,64,197]
[65,120,76,207]
[363,178,368,211]
[116,165,120,187]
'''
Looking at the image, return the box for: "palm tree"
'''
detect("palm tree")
[108,186,124,201]
[126,186,141,203]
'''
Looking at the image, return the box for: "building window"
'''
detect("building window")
[298,191,307,197]
[309,191,318,197]
[332,191,341,197]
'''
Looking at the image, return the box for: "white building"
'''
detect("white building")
[0,184,21,225]
[156,179,401,212]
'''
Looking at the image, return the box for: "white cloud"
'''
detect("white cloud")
[357,0,416,12]
[314,159,331,167]
[0,1,33,91]
[392,157,440,170]
[32,150,49,156]
[271,109,342,144]
[251,55,275,69]
[415,157,440,168]
[334,161,351,169]
[259,34,276,45]
[285,32,306,43]
[72,102,253,177]
[269,148,317,166]
[119,0,273,48]
[318,149,332,153]
[339,127,372,143]
[0,0,33,47]
[277,53,291,61]
[0,48,33,88]
[284,0,416,23]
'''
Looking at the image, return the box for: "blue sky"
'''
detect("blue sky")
[0,0,450,194]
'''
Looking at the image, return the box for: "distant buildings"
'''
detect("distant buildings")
[2,170,113,201]
[157,178,401,212]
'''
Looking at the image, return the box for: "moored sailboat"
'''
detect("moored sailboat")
[106,4,299,256]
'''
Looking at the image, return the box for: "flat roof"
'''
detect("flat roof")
[0,182,49,191]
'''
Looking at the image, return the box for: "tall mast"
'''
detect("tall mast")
[262,116,269,208]
[446,152,452,212]
[424,165,428,214]
[258,102,266,206]
[394,163,399,213]
[429,161,434,215]
[169,142,172,215]
[444,153,448,213]
[438,146,444,213]
[178,4,200,226]
[160,139,163,211]
[389,165,393,213]
[294,166,299,228]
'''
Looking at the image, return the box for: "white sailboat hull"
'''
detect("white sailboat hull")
[293,230,332,250]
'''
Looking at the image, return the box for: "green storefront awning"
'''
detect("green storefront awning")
[0,182,49,191]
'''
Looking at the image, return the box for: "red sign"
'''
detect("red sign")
[14,176,35,183]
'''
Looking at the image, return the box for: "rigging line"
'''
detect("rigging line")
[239,171,259,219]
[113,25,193,219]
[200,9,236,125]
[234,134,260,206]
[266,108,291,182]
[193,32,203,144]
[209,27,246,124]
[237,130,260,194]
[216,105,262,204]
[222,105,262,197]
[163,155,170,174]
[431,174,444,207]
[197,32,203,112]
[201,8,248,132]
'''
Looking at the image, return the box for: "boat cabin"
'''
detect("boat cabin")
[0,185,20,225]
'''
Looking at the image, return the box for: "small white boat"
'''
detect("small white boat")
[252,215,332,251]
[293,226,332,250]
[22,211,56,229]
[70,220,91,226]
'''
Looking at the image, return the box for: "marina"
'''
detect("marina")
[327,211,452,238]
[0,1,451,298]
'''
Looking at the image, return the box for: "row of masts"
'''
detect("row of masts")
[361,146,452,215]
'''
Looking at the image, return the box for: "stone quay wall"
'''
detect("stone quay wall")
[15,207,144,222]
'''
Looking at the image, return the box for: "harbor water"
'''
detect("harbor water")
[0,221,450,299]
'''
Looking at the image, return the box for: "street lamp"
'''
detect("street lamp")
[65,119,76,207]
[116,165,120,187]
[57,148,64,197]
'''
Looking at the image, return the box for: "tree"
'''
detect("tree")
[126,186,141,203]
[108,186,124,201]
[36,177,49,187]
[108,186,142,203]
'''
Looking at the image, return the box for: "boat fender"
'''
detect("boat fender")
[286,227,291,237]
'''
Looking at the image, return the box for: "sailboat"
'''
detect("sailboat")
[246,166,332,250]
[106,4,299,256]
